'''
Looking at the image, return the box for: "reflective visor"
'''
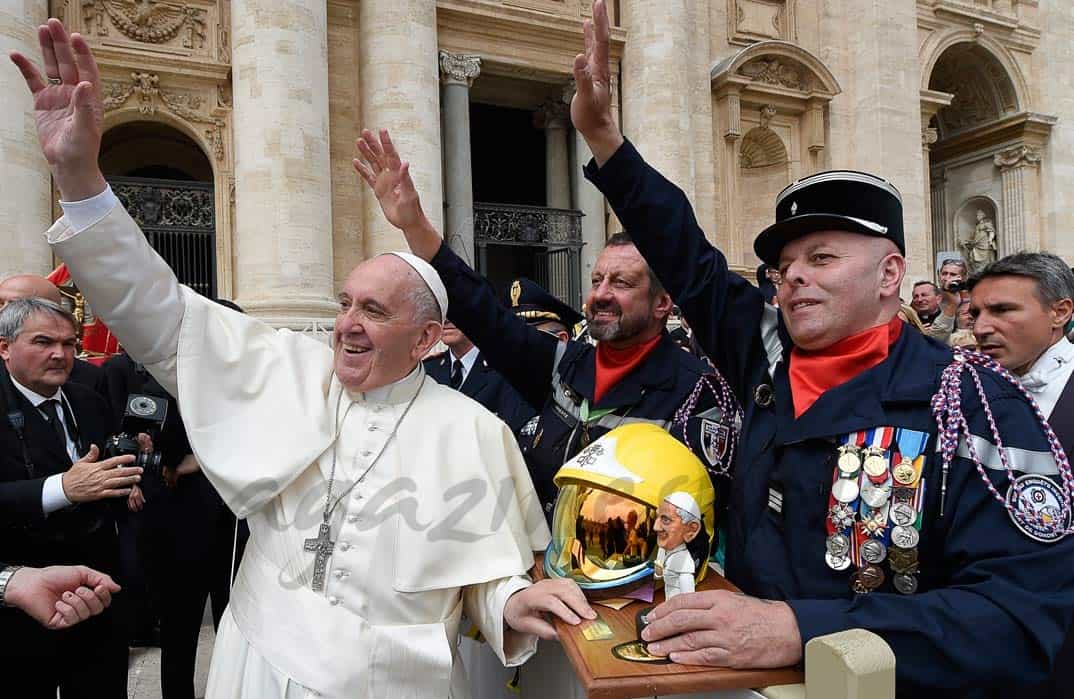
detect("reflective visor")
[544,484,658,590]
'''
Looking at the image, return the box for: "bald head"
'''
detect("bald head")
[0,275,63,307]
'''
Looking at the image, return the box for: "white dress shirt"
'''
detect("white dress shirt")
[449,344,481,386]
[1019,336,1074,419]
[8,376,76,514]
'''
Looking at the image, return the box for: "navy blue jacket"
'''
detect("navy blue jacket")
[430,244,738,521]
[423,350,536,434]
[585,139,1074,696]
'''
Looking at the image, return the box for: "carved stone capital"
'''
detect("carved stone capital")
[922,127,938,147]
[994,144,1042,171]
[562,78,577,105]
[438,51,481,87]
[538,98,570,129]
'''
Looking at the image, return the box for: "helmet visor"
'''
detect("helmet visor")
[544,484,658,590]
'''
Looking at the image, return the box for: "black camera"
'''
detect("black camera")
[103,394,168,470]
[946,281,964,293]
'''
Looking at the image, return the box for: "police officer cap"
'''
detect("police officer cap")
[504,277,583,329]
[753,170,904,266]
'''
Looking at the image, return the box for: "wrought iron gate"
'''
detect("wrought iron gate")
[109,176,217,297]
[473,202,583,309]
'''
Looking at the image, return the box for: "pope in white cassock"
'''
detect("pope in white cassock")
[10,20,597,699]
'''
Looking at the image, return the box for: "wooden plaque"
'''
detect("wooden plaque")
[538,559,804,699]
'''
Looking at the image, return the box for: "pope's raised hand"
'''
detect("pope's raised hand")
[570,1,623,165]
[9,19,107,201]
[353,128,443,260]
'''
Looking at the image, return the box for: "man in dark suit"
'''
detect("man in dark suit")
[0,273,104,391]
[424,320,536,433]
[0,297,141,698]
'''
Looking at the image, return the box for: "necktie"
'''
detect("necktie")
[39,399,69,451]
[450,359,464,389]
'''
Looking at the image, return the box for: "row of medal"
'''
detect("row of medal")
[825,427,928,595]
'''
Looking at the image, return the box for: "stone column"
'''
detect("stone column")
[566,81,607,284]
[930,172,949,254]
[541,99,571,209]
[359,0,442,256]
[439,51,480,268]
[0,0,52,278]
[619,0,694,198]
[921,126,939,259]
[230,0,337,326]
[994,145,1042,254]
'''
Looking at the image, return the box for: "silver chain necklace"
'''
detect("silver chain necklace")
[304,372,425,591]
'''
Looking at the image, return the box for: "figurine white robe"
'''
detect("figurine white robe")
[655,544,696,599]
[46,198,551,699]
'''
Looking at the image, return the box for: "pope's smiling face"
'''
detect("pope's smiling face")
[334,257,442,393]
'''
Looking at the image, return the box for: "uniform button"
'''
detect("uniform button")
[361,450,373,458]
[368,424,378,432]
[347,513,360,523]
[328,596,341,606]
[353,492,363,501]
[334,569,350,580]
[338,541,351,552]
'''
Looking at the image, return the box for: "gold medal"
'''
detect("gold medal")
[837,446,862,475]
[862,449,888,479]
[893,460,916,485]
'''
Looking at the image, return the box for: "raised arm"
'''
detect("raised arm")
[11,20,185,394]
[569,2,768,395]
[353,129,561,409]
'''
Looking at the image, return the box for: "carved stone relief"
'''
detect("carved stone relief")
[82,0,207,48]
[102,72,227,161]
[740,106,787,168]
[738,57,808,90]
[993,144,1041,170]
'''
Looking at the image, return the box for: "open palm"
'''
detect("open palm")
[353,128,427,232]
[10,19,104,195]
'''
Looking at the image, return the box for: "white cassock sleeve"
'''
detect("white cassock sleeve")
[47,189,184,396]
[463,576,538,667]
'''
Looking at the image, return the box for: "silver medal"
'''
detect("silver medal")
[860,480,891,509]
[860,538,887,564]
[891,524,920,549]
[825,552,851,571]
[893,573,918,595]
[832,477,860,504]
[890,502,916,527]
[826,533,851,558]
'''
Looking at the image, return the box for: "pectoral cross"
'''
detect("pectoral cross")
[304,522,335,592]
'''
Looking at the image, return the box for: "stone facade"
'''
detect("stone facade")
[1,0,1072,327]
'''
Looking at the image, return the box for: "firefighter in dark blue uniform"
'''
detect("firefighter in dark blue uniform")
[352,133,740,526]
[424,240,738,523]
[562,4,1074,694]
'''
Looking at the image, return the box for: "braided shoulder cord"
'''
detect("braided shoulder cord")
[672,369,743,479]
[931,347,1073,537]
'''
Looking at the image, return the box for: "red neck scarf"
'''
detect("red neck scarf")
[789,316,903,418]
[594,333,663,403]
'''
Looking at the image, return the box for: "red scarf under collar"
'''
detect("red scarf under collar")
[594,333,662,403]
[789,316,903,418]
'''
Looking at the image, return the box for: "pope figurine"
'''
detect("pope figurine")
[653,492,702,599]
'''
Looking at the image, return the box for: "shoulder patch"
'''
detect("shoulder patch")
[1005,474,1071,543]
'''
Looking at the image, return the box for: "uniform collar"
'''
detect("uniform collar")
[1020,337,1074,392]
[451,344,480,376]
[565,332,679,408]
[771,328,947,446]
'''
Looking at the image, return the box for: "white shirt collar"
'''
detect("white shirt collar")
[451,345,480,377]
[9,375,62,407]
[1021,337,1074,392]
